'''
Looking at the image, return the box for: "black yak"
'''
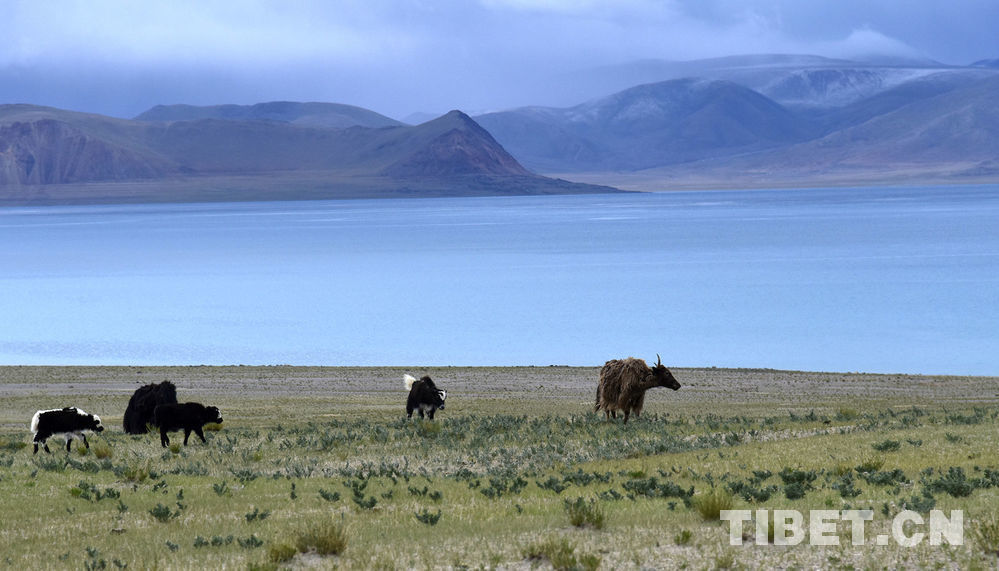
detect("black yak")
[123,381,178,434]
[595,355,680,423]
[153,402,223,447]
[404,374,447,419]
[30,407,105,454]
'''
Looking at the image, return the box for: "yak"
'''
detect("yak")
[30,407,105,454]
[123,381,178,434]
[153,402,223,447]
[404,374,447,419]
[595,355,680,423]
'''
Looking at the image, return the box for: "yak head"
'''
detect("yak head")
[203,406,224,425]
[651,354,681,391]
[437,390,447,410]
[72,408,105,432]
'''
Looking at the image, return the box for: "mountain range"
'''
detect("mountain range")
[2,53,998,203]
[476,55,999,188]
[0,104,614,205]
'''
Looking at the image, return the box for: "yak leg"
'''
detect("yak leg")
[82,434,90,449]
[183,429,192,445]
[160,428,170,447]
[623,410,630,424]
[194,427,207,443]
[427,408,436,420]
[65,436,73,453]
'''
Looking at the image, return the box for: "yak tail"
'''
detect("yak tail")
[594,386,602,412]
[30,410,42,434]
[404,374,417,391]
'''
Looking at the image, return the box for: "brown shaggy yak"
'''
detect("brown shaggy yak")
[595,355,681,423]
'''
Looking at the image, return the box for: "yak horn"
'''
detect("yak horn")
[656,354,662,366]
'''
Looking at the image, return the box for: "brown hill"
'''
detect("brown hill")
[0,105,618,204]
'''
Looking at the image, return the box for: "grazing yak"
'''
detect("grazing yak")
[595,355,681,423]
[153,402,223,447]
[404,374,447,419]
[123,381,178,434]
[30,407,105,454]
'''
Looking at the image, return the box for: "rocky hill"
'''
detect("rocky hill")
[0,105,617,204]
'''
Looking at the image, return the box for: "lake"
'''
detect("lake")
[1,185,996,375]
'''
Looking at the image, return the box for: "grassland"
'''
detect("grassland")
[0,366,997,570]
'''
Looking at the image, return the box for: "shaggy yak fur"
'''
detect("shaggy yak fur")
[123,381,178,434]
[153,402,223,447]
[595,355,680,423]
[30,407,105,454]
[404,374,447,419]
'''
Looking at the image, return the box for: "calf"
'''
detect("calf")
[404,374,447,419]
[30,407,104,454]
[153,402,223,447]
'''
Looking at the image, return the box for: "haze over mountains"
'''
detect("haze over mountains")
[2,53,998,203]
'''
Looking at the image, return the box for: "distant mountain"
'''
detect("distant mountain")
[565,54,993,109]
[135,101,404,128]
[477,78,816,172]
[476,60,999,187]
[757,74,999,171]
[0,105,617,204]
[971,59,999,69]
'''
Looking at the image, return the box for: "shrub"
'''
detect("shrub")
[564,497,605,530]
[926,467,975,498]
[414,508,442,526]
[693,489,734,520]
[674,529,692,545]
[871,439,901,452]
[860,469,909,487]
[268,543,297,563]
[91,441,113,460]
[118,463,149,483]
[149,503,180,523]
[832,473,863,498]
[856,456,885,473]
[970,514,999,557]
[784,482,808,500]
[522,537,599,571]
[294,519,348,556]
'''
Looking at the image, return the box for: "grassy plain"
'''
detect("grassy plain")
[0,366,997,570]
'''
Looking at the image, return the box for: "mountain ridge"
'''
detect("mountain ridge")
[0,106,619,204]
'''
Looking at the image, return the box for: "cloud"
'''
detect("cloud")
[1,0,996,118]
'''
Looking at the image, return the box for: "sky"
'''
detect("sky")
[3,0,998,120]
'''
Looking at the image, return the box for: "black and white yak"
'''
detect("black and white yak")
[404,374,447,419]
[30,407,105,454]
[153,402,223,447]
[123,380,178,434]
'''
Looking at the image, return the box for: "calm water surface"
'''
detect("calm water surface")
[1,185,996,374]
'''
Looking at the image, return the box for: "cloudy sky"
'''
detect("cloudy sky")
[3,0,998,120]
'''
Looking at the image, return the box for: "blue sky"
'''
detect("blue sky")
[3,0,998,119]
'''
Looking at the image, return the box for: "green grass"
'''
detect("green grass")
[0,366,997,569]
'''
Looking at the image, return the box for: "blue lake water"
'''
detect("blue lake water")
[1,185,996,374]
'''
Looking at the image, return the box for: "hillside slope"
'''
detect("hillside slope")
[0,106,618,204]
